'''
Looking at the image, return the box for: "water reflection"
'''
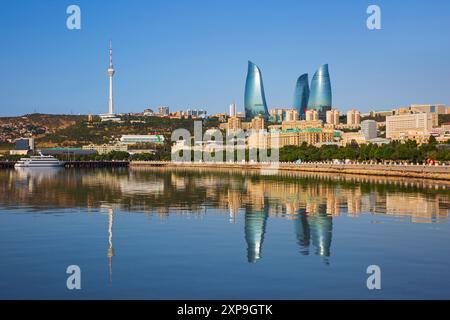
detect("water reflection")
[294,210,332,263]
[107,208,114,283]
[245,207,269,263]
[0,167,449,268]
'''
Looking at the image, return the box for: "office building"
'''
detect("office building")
[386,113,434,141]
[244,61,269,120]
[361,120,377,140]
[229,103,237,117]
[307,64,332,121]
[292,74,310,119]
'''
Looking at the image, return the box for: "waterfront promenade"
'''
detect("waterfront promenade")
[2,160,449,181]
[130,161,450,181]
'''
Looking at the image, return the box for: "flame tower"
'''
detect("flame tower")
[244,61,269,120]
[107,41,115,115]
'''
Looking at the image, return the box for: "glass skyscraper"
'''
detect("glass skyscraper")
[244,61,269,120]
[307,64,332,120]
[292,73,310,120]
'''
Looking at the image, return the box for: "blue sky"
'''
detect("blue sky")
[0,0,449,116]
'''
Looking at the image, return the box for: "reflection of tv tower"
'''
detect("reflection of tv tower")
[107,208,115,283]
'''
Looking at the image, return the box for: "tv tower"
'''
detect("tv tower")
[107,41,115,115]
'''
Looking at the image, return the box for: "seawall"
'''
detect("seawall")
[130,161,450,181]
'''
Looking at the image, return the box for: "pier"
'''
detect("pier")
[64,161,129,168]
[0,162,15,169]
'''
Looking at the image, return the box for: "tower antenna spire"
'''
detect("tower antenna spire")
[109,40,113,68]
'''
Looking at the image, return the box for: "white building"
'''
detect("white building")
[361,120,377,140]
[386,113,434,140]
[120,135,165,144]
[229,103,237,117]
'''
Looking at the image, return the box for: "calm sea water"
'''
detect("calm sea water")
[0,167,449,299]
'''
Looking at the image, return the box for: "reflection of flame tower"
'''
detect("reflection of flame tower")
[294,209,333,261]
[294,210,310,255]
[107,208,114,283]
[244,207,268,263]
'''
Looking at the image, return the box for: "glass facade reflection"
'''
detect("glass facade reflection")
[292,73,310,119]
[244,61,269,120]
[307,64,332,120]
[244,207,269,263]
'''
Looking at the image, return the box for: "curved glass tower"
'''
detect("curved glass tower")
[244,61,269,120]
[307,64,332,120]
[292,73,310,120]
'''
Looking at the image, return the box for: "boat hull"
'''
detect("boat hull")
[15,162,66,168]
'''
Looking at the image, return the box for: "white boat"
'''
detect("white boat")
[15,154,66,168]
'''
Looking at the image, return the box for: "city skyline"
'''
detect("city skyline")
[1,0,450,116]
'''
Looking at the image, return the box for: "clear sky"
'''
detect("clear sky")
[0,0,449,116]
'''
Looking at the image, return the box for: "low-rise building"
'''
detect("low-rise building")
[120,134,165,144]
[340,131,367,146]
[248,128,336,149]
[82,144,128,155]
[410,104,447,114]
[280,120,324,131]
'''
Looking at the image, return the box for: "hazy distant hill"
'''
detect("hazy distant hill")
[0,113,87,130]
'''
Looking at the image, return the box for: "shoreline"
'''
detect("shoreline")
[130,161,450,182]
[2,160,449,182]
